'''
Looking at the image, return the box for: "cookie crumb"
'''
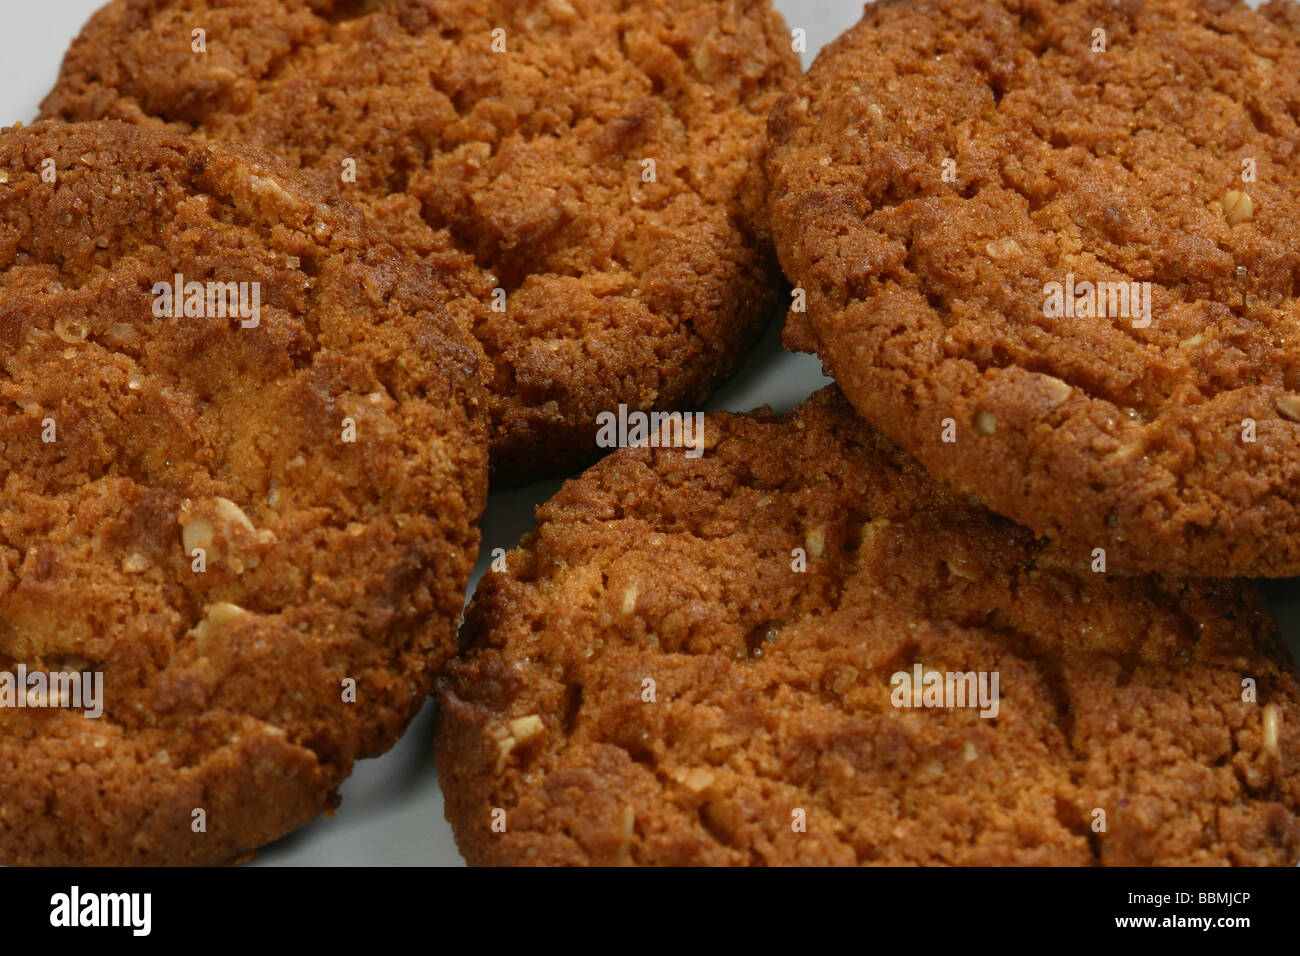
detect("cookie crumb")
[121,553,148,574]
[805,525,826,558]
[1262,703,1280,755]
[1275,394,1300,423]
[1041,375,1072,405]
[508,715,545,744]
[190,602,247,640]
[984,237,1022,259]
[1220,189,1255,225]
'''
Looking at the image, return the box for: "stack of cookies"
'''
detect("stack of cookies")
[1,0,1297,866]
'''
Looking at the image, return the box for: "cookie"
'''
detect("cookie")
[766,0,1300,576]
[0,120,487,864]
[436,387,1300,865]
[44,0,801,483]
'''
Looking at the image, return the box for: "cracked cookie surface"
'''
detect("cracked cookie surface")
[436,387,1300,865]
[45,0,800,482]
[767,0,1300,575]
[0,120,487,864]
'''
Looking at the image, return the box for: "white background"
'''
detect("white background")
[1,1,1294,866]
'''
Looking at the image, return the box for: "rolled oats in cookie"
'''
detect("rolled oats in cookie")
[767,0,1300,576]
[436,388,1300,866]
[44,0,801,482]
[0,120,488,865]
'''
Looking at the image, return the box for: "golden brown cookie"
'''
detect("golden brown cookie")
[436,387,1300,865]
[767,0,1300,576]
[0,120,487,864]
[44,0,801,482]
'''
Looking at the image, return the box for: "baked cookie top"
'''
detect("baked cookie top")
[436,388,1299,865]
[0,120,487,864]
[44,0,801,482]
[767,0,1300,576]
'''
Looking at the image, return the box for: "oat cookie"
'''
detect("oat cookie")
[436,388,1300,865]
[0,120,487,864]
[767,0,1300,575]
[45,0,801,482]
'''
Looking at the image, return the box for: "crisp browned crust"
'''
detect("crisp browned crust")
[436,388,1300,865]
[44,0,801,482]
[767,0,1300,575]
[0,120,487,864]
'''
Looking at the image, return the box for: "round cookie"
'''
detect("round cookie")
[0,120,487,865]
[44,0,801,483]
[436,387,1300,866]
[766,0,1300,576]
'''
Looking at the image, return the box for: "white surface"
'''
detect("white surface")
[2,1,1295,867]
